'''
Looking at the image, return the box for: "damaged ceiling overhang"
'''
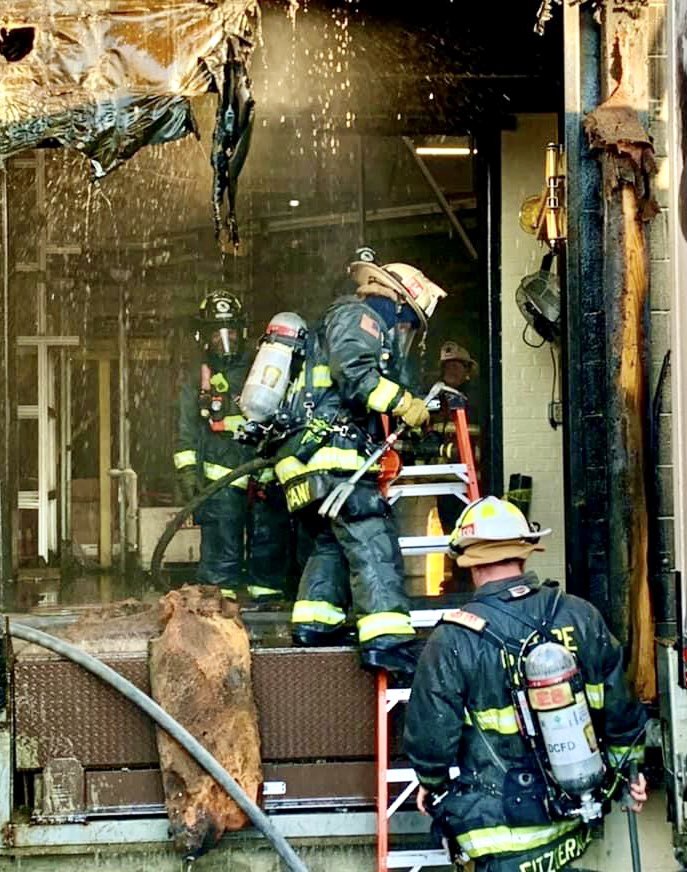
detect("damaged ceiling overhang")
[0,0,259,246]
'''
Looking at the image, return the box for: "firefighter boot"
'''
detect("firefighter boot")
[292,622,355,647]
[359,638,419,676]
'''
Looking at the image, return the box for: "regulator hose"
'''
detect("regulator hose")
[150,458,271,585]
[8,621,310,872]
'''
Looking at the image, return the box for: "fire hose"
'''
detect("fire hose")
[8,621,310,872]
[150,457,271,586]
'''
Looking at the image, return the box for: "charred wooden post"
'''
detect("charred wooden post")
[584,7,658,700]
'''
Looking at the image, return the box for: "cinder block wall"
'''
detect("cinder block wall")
[648,0,675,606]
[501,114,566,582]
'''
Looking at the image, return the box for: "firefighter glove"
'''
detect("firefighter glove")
[177,466,200,504]
[393,391,430,428]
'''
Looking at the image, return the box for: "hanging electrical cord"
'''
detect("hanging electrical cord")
[8,621,310,872]
[548,343,560,430]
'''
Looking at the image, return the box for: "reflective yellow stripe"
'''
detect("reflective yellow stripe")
[608,744,645,767]
[585,683,604,709]
[357,611,415,642]
[367,376,401,413]
[221,414,246,434]
[174,450,197,469]
[292,600,346,626]
[247,585,281,598]
[458,820,580,858]
[202,462,249,489]
[210,372,229,392]
[219,588,237,600]
[312,365,333,388]
[472,706,519,735]
[275,447,378,484]
[292,364,333,391]
[275,456,307,482]
[257,467,276,483]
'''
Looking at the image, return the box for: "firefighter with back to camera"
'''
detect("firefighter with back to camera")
[173,290,292,602]
[403,495,648,872]
[272,253,448,675]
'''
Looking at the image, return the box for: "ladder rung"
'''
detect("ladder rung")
[389,482,468,501]
[399,535,450,556]
[387,849,450,868]
[409,608,453,628]
[386,768,416,783]
[396,463,467,479]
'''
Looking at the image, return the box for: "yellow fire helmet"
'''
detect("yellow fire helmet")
[450,496,551,551]
[349,260,448,335]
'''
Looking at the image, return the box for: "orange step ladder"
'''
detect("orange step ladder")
[377,404,479,872]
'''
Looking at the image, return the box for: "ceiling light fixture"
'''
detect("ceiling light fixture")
[415,146,475,156]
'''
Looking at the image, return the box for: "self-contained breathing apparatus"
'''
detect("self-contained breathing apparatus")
[427,586,645,849]
[238,312,309,446]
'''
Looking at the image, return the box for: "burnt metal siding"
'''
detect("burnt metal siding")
[565,3,674,630]
[564,8,611,616]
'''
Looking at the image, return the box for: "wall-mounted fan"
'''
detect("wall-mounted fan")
[516,251,560,347]
[516,251,563,429]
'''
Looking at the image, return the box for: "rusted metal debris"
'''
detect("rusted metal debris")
[0,0,258,246]
[149,585,262,859]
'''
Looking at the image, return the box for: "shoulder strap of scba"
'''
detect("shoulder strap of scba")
[441,583,563,653]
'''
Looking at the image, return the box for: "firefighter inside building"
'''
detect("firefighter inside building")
[404,495,648,872]
[173,290,293,602]
[272,252,447,675]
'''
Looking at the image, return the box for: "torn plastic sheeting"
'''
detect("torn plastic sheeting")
[0,0,258,244]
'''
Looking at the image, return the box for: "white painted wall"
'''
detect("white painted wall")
[501,114,566,582]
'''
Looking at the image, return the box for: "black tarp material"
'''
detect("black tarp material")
[0,0,258,246]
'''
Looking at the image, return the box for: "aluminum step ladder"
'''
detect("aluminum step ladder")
[377,406,479,872]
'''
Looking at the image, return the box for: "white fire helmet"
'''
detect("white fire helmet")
[348,260,447,333]
[452,496,551,550]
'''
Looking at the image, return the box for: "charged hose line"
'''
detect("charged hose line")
[9,621,309,872]
[150,458,271,585]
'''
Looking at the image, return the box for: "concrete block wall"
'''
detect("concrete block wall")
[501,114,566,582]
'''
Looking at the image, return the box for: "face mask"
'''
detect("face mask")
[206,327,238,360]
[390,304,422,359]
[389,322,418,360]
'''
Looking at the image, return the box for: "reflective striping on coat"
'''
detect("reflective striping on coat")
[457,820,580,859]
[607,744,645,767]
[202,461,249,489]
[292,599,346,626]
[367,376,402,412]
[173,449,197,469]
[585,683,604,710]
[275,446,380,484]
[469,705,519,735]
[291,364,334,391]
[357,611,415,642]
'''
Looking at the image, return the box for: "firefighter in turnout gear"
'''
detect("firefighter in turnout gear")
[274,257,447,674]
[404,496,648,872]
[173,290,292,601]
